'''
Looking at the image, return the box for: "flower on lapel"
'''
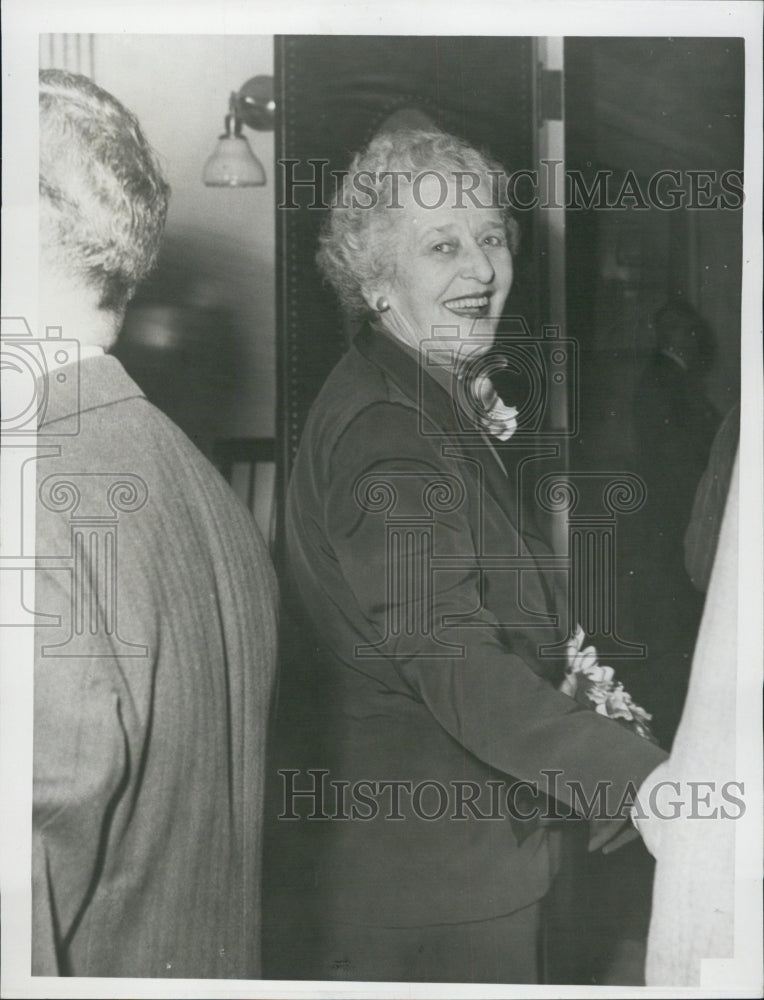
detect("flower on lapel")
[471,372,519,441]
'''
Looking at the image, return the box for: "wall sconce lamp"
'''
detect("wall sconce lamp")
[203,75,275,188]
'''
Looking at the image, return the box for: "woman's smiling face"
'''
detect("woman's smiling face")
[371,174,513,362]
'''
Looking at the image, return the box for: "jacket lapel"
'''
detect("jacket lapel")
[355,325,519,516]
[355,325,462,436]
[355,326,561,634]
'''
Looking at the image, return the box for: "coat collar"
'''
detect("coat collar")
[353,324,518,507]
[353,325,557,609]
[354,324,479,439]
[38,354,145,429]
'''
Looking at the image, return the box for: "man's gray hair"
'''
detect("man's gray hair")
[39,69,170,313]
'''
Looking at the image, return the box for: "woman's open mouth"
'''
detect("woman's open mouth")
[442,294,492,318]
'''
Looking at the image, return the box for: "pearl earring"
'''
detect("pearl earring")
[375,296,390,312]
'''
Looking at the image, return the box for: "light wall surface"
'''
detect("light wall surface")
[92,34,276,438]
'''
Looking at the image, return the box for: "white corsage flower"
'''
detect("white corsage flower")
[561,624,657,742]
[472,373,519,442]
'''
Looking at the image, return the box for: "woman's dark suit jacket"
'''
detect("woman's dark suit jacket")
[286,325,666,928]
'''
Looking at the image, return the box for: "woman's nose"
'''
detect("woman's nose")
[461,242,495,283]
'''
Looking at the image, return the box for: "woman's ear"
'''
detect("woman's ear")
[360,285,377,312]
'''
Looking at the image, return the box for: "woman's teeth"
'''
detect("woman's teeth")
[443,295,490,315]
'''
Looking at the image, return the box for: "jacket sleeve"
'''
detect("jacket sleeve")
[325,401,668,849]
[32,567,130,974]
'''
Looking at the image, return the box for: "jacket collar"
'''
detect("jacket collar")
[353,324,518,506]
[354,324,477,439]
[38,354,145,429]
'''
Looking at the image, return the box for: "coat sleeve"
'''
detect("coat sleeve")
[32,566,130,974]
[325,401,668,849]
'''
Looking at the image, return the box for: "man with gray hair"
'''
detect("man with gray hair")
[33,69,277,978]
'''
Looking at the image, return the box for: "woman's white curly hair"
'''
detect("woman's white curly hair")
[317,128,520,321]
[39,69,170,313]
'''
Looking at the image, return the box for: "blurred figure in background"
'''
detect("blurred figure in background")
[634,300,720,567]
[630,300,721,743]
[34,69,277,978]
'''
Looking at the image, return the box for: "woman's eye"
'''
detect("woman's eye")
[482,233,506,247]
[432,242,455,254]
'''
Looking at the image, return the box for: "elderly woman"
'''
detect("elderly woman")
[285,128,666,983]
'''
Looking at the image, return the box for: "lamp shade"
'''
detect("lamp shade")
[203,134,266,187]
